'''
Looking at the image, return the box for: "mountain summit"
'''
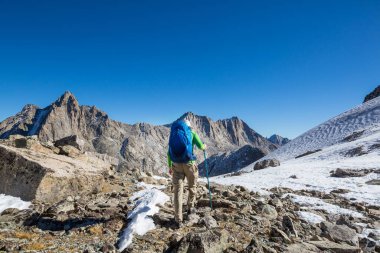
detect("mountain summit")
[267,134,290,146]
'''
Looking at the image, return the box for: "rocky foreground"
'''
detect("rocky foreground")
[0,136,379,253]
[0,175,379,252]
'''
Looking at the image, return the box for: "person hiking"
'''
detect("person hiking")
[168,119,206,228]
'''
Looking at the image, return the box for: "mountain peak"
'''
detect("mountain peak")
[268,134,290,146]
[54,91,79,107]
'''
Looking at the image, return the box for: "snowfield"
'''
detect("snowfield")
[212,125,380,206]
[263,96,380,162]
[0,194,31,213]
[211,98,380,210]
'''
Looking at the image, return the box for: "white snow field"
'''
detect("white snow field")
[212,97,380,209]
[296,211,325,224]
[0,194,31,213]
[263,96,380,162]
[118,182,170,251]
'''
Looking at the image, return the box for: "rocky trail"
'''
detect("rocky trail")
[1,168,379,252]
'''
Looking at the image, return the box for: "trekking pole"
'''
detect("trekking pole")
[203,151,213,209]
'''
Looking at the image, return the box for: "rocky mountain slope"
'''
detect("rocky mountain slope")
[0,92,275,175]
[364,85,380,103]
[267,134,290,146]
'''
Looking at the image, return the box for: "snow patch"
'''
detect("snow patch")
[296,211,325,224]
[0,194,31,214]
[117,183,169,251]
[28,108,49,135]
[212,126,380,206]
[286,194,364,218]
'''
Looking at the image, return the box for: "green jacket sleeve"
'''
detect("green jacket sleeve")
[167,151,173,168]
[192,130,205,150]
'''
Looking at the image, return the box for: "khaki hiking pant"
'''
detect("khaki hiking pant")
[172,162,198,222]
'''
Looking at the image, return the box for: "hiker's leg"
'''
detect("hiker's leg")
[184,163,198,209]
[172,163,185,222]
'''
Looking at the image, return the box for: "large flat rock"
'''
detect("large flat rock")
[0,144,113,203]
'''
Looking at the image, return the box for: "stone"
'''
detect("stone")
[242,238,264,253]
[58,145,81,158]
[54,135,85,151]
[176,229,229,253]
[359,237,377,252]
[14,137,28,148]
[282,215,298,237]
[308,240,361,253]
[261,204,278,220]
[366,179,380,185]
[186,213,201,227]
[284,242,321,253]
[320,221,359,246]
[254,159,280,170]
[271,227,292,244]
[330,168,376,178]
[199,215,218,229]
[0,143,109,203]
[100,243,116,253]
[343,146,368,157]
[197,198,236,209]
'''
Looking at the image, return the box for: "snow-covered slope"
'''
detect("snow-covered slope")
[212,96,380,207]
[213,126,380,206]
[265,96,380,162]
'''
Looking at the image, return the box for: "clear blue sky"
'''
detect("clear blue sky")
[0,1,379,138]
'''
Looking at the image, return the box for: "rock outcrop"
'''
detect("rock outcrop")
[0,92,276,176]
[0,137,115,203]
[364,85,380,103]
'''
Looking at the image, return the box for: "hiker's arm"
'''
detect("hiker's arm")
[192,131,206,150]
[167,151,173,168]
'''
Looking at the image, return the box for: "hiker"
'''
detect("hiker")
[168,119,206,228]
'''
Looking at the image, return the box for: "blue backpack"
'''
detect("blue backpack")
[169,121,195,163]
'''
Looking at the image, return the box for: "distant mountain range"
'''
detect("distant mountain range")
[0,91,279,175]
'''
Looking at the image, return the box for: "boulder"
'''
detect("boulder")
[176,229,229,253]
[320,221,359,246]
[330,168,376,178]
[58,145,82,158]
[308,240,361,253]
[54,135,85,151]
[0,144,111,203]
[261,204,278,220]
[254,159,280,170]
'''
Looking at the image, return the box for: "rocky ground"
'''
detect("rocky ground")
[1,169,379,253]
[0,135,379,252]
